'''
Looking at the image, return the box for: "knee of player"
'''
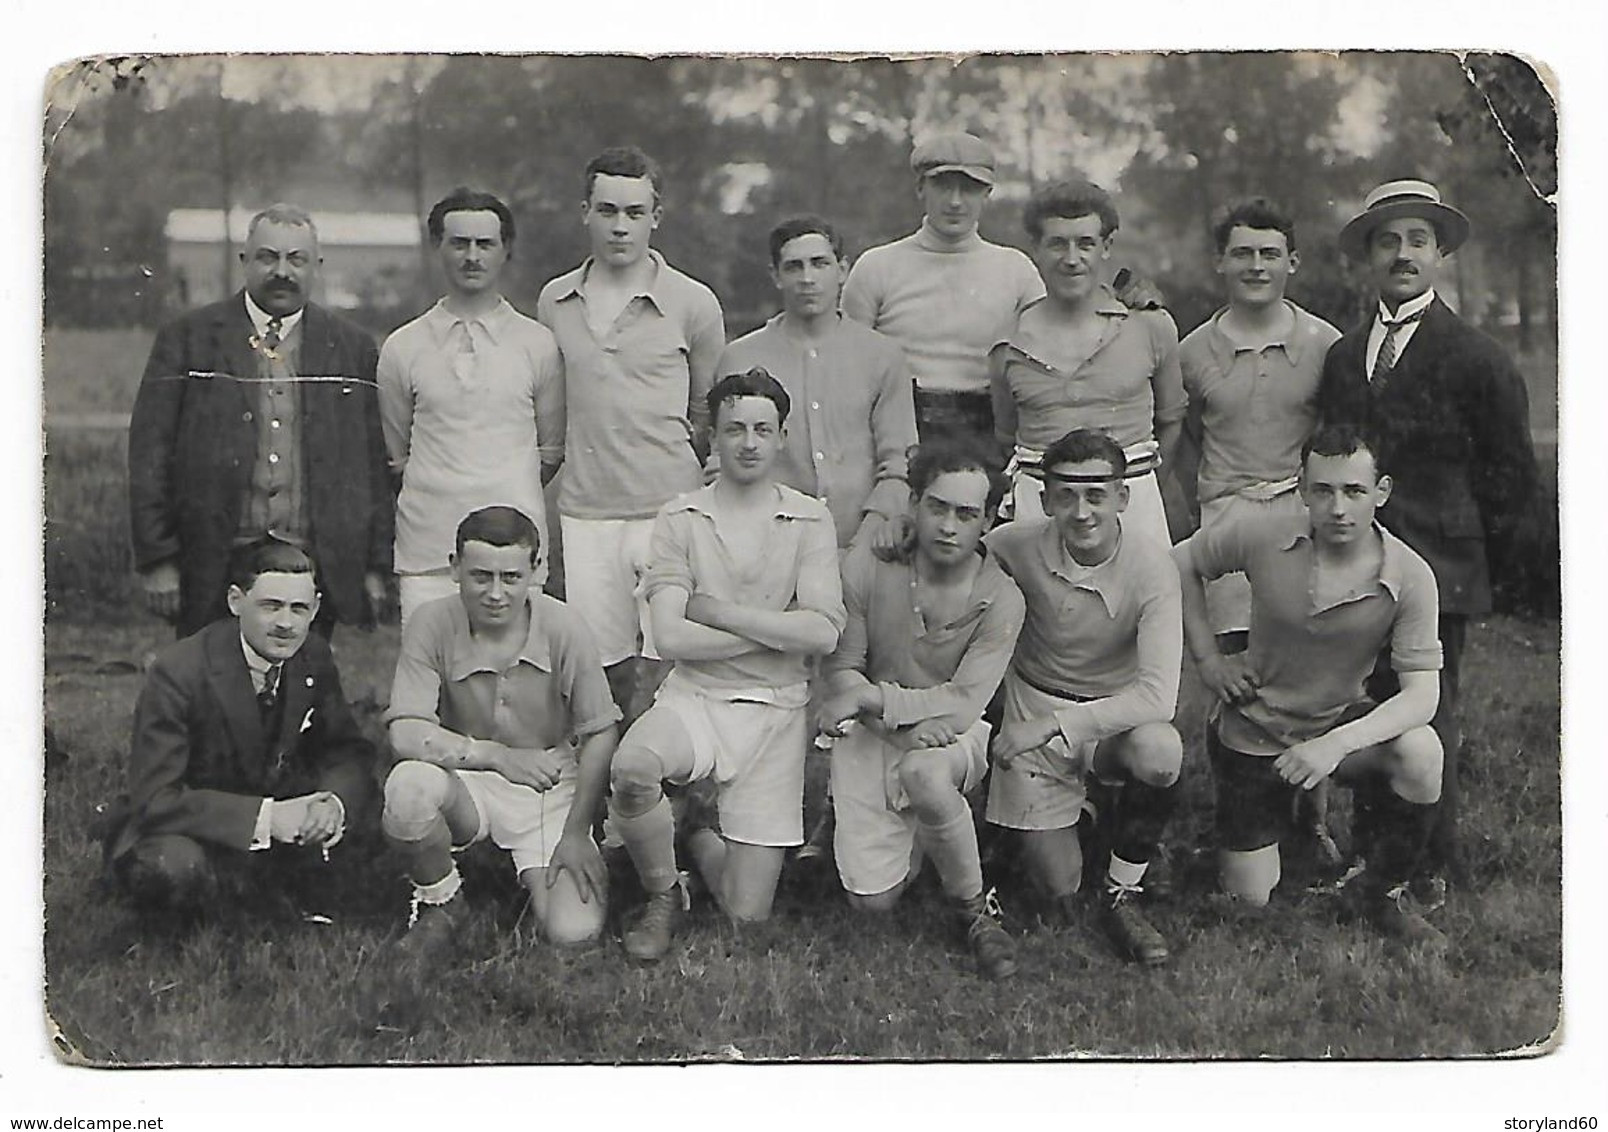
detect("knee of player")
[125,835,214,910]
[608,743,665,805]
[382,760,452,825]
[1126,723,1183,788]
[1389,726,1444,799]
[897,755,958,811]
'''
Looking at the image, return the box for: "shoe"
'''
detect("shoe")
[1409,872,1448,913]
[794,804,834,863]
[1371,883,1448,948]
[957,888,1018,980]
[623,882,685,963]
[1306,854,1368,897]
[1102,884,1170,967]
[395,895,468,965]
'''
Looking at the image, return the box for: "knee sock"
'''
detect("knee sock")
[916,796,985,902]
[1111,780,1178,872]
[611,793,679,893]
[1364,783,1437,889]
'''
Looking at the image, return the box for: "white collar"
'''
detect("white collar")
[244,291,306,337]
[1375,288,1435,326]
[239,631,278,679]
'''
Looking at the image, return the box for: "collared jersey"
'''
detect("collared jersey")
[986,518,1181,746]
[378,298,565,573]
[385,593,621,750]
[642,482,846,694]
[842,224,1044,395]
[1178,300,1341,503]
[827,540,1025,731]
[537,250,726,520]
[991,289,1185,453]
[717,314,917,547]
[1184,509,1442,754]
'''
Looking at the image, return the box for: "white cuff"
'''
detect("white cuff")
[322,793,348,851]
[250,798,274,851]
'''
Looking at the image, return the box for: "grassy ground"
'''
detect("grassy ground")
[42,613,1561,1064]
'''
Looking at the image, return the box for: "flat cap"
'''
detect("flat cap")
[911,132,995,186]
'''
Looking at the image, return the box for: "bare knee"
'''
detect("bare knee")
[382,760,452,838]
[609,743,665,814]
[1387,726,1443,804]
[1122,723,1182,788]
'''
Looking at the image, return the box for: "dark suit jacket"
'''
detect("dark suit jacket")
[108,619,376,862]
[1316,298,1539,616]
[127,293,392,632]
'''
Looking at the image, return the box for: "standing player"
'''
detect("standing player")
[842,132,1043,442]
[379,188,564,630]
[819,438,1025,979]
[718,215,917,552]
[380,507,621,952]
[607,370,845,961]
[1316,179,1539,891]
[990,180,1184,546]
[537,146,726,721]
[985,429,1183,966]
[1174,426,1445,943]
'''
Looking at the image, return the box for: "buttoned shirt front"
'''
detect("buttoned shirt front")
[385,593,621,750]
[378,298,565,573]
[537,251,726,521]
[1179,300,1341,503]
[1364,287,1436,377]
[986,518,1181,747]
[827,540,1025,731]
[991,289,1185,454]
[642,483,846,694]
[717,314,917,547]
[1185,509,1442,755]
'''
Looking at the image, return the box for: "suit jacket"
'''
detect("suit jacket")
[1316,297,1539,616]
[127,293,392,632]
[109,619,376,861]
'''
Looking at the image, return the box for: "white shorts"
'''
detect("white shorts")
[398,572,460,637]
[1012,467,1172,550]
[985,671,1109,832]
[1199,489,1306,637]
[830,719,991,896]
[558,515,658,666]
[452,762,582,876]
[631,670,809,847]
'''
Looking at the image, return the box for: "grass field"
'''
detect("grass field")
[37,328,1564,1064]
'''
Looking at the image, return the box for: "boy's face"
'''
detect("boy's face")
[714,395,785,486]
[453,539,536,631]
[913,469,993,569]
[1042,458,1127,564]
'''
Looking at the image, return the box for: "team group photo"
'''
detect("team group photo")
[36,50,1562,1066]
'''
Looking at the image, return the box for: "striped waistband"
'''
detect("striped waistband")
[1013,440,1160,480]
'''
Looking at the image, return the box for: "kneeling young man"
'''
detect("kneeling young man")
[105,539,375,919]
[382,506,621,953]
[820,438,1026,979]
[986,429,1183,966]
[1174,426,1444,943]
[609,368,845,961]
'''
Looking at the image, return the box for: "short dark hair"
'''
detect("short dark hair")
[708,367,791,429]
[1213,197,1297,254]
[1041,428,1127,481]
[1023,179,1120,242]
[228,538,316,594]
[584,146,664,207]
[768,215,844,267]
[427,187,516,248]
[455,506,541,566]
[1301,423,1383,477]
[907,437,1009,515]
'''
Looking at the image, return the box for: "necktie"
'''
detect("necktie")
[263,316,284,356]
[1370,310,1424,384]
[258,663,282,729]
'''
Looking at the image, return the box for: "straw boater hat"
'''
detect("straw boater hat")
[1338,179,1471,260]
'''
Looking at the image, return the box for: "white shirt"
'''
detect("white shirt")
[1364,288,1436,377]
[244,291,305,338]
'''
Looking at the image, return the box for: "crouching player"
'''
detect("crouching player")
[986,429,1183,966]
[381,506,622,955]
[819,438,1026,979]
[608,369,846,961]
[1174,425,1445,943]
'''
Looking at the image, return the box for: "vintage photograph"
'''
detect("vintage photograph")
[38,51,1560,1066]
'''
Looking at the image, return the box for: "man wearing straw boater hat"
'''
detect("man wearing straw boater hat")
[1316,178,1540,899]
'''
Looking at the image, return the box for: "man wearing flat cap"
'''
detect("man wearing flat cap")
[1316,178,1540,895]
[842,132,1044,443]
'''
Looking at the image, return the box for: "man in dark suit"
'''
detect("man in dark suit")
[106,540,377,916]
[128,202,391,637]
[1316,179,1540,891]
